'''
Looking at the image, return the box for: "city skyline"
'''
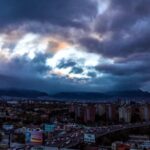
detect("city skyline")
[0,0,150,94]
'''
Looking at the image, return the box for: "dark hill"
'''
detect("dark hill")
[0,89,49,98]
[53,92,109,100]
[52,90,150,100]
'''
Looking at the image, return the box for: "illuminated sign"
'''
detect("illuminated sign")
[25,128,43,145]
[44,124,56,132]
[84,133,95,143]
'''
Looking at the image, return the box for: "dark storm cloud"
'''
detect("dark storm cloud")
[96,0,150,33]
[0,0,150,93]
[77,0,150,91]
[95,53,150,91]
[0,55,88,93]
[0,73,99,94]
[70,67,83,74]
[80,25,150,58]
[57,59,76,69]
[90,69,150,92]
[0,54,50,78]
[80,0,150,58]
[56,59,83,74]
[0,0,97,29]
[87,72,97,78]
[97,60,150,76]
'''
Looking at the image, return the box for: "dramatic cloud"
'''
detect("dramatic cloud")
[46,48,102,79]
[0,0,98,29]
[0,0,150,93]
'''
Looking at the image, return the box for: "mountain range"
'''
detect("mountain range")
[0,89,150,100]
[0,89,48,98]
[52,89,150,100]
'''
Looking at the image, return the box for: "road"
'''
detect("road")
[2,122,150,149]
[64,121,150,148]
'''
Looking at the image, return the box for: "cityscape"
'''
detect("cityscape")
[1,97,150,149]
[0,0,150,149]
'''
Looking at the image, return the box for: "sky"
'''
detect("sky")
[0,0,150,94]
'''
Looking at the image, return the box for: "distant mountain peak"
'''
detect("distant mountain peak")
[0,89,49,98]
[52,90,150,100]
